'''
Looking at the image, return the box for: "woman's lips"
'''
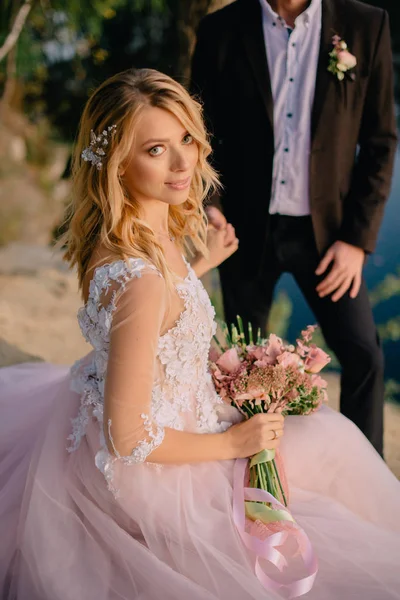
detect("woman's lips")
[165,176,191,191]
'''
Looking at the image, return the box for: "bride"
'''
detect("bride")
[1,68,400,600]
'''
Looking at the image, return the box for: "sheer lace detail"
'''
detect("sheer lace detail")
[153,263,224,435]
[77,258,159,352]
[69,256,227,494]
[68,258,160,456]
[107,416,165,464]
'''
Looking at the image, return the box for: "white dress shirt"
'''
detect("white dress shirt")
[259,0,322,216]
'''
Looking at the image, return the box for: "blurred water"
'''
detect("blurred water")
[276,151,400,382]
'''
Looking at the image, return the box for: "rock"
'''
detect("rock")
[0,338,43,367]
[0,242,68,275]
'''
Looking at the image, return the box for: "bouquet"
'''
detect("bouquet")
[210,317,330,512]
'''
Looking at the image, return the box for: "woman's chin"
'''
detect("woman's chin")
[164,191,191,206]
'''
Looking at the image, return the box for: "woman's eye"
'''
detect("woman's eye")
[149,146,164,156]
[182,134,193,145]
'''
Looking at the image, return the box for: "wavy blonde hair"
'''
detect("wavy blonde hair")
[61,68,220,291]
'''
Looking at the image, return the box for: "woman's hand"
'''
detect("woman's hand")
[224,413,285,459]
[191,224,238,277]
[207,224,238,268]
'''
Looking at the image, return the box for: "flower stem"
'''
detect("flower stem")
[272,458,288,507]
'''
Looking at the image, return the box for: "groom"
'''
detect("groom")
[190,0,397,455]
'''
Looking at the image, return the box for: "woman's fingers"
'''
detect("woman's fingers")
[224,223,237,246]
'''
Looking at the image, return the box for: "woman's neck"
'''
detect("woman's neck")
[139,200,170,236]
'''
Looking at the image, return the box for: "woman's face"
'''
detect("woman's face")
[122,105,199,207]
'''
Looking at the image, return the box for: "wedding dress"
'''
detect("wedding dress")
[1,257,400,600]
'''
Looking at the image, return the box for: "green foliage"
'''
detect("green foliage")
[208,269,224,321]
[370,268,400,308]
[378,317,400,342]
[267,291,292,340]
[385,379,400,403]
[1,0,172,137]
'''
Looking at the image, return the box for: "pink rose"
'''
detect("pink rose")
[337,49,357,70]
[216,348,241,373]
[305,346,331,374]
[277,351,302,369]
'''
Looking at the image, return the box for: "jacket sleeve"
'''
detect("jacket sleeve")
[339,10,397,252]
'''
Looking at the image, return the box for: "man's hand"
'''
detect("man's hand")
[315,241,365,302]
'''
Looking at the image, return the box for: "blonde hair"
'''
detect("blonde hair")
[60,68,220,290]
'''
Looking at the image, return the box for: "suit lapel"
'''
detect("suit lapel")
[239,0,274,127]
[311,0,344,144]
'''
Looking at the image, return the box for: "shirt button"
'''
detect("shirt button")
[284,148,289,152]
[289,77,294,82]
[287,113,293,118]
[272,22,276,27]
[281,180,286,185]
[292,42,296,47]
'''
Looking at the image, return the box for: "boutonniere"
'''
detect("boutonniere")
[328,35,357,81]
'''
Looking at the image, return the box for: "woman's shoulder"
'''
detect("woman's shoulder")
[83,248,162,305]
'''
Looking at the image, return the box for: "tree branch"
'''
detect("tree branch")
[0,0,33,64]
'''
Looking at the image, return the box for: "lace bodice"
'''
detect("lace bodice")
[68,257,226,492]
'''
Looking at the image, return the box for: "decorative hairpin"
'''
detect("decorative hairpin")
[81,124,117,170]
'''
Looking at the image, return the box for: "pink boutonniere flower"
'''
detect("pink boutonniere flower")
[328,35,357,81]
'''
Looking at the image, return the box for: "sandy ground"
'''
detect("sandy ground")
[0,242,399,477]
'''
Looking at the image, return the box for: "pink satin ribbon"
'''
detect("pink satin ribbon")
[233,458,318,598]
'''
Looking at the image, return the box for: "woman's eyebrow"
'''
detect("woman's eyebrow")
[141,138,170,146]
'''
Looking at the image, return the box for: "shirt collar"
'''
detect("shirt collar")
[259,0,321,29]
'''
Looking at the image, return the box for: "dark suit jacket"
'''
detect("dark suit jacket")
[190,0,397,276]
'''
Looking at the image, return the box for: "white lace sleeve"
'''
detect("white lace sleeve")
[97,267,167,480]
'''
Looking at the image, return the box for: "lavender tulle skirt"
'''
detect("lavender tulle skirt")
[1,362,400,600]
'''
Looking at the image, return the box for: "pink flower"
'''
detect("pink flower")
[337,49,357,70]
[251,334,284,368]
[296,339,308,358]
[247,335,284,366]
[216,348,241,373]
[218,387,229,401]
[246,386,269,401]
[209,346,221,363]
[277,351,302,369]
[301,325,317,343]
[285,389,299,401]
[311,374,328,390]
[266,334,284,364]
[246,345,267,361]
[305,346,331,374]
[233,392,254,403]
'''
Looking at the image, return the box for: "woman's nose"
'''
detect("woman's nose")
[170,148,190,172]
